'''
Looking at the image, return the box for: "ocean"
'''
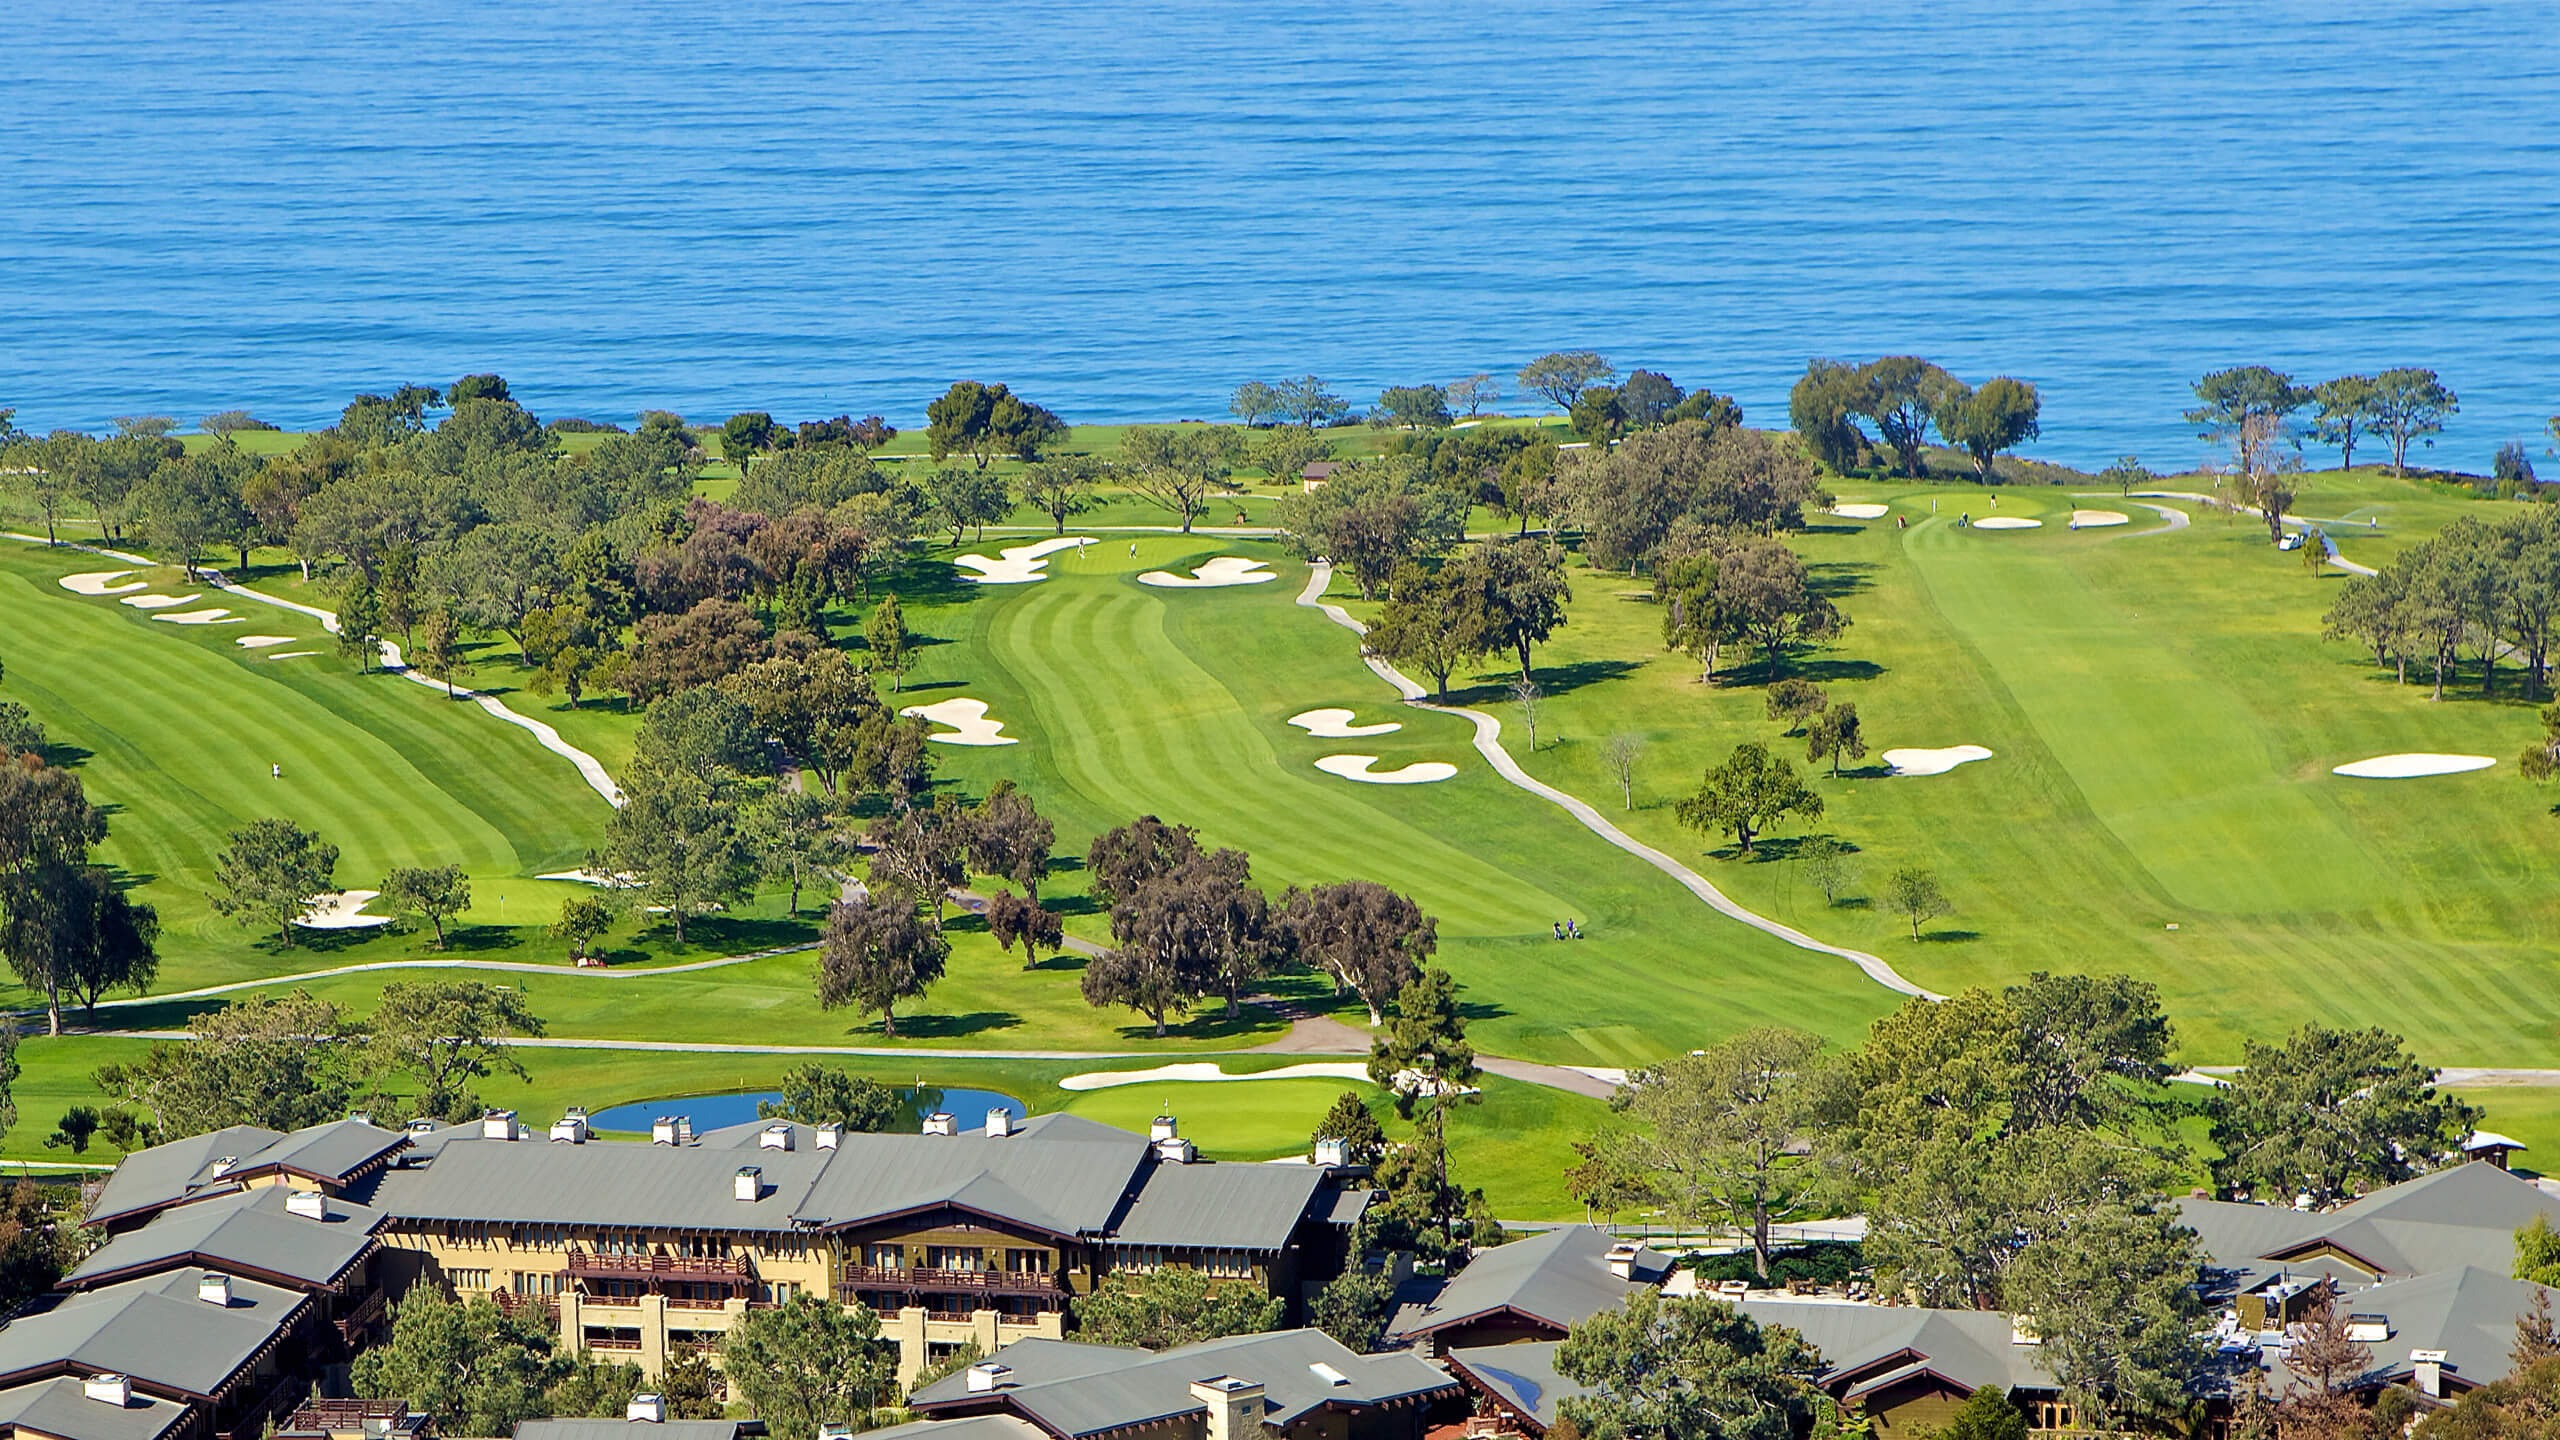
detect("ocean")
[4,0,2556,470]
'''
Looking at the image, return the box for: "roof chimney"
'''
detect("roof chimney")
[1189,1376,1265,1440]
[965,1363,1013,1394]
[1312,1137,1350,1168]
[1155,1135,1197,1164]
[348,1112,372,1127]
[286,1190,327,1221]
[651,1117,679,1146]
[83,1376,132,1408]
[198,1273,233,1307]
[1151,1114,1179,1143]
[481,1110,519,1141]
[760,1123,795,1151]
[207,1156,238,1178]
[922,1112,957,1137]
[550,1109,590,1144]
[816,1124,841,1150]
[986,1108,1015,1139]
[627,1394,666,1424]
[407,1118,440,1134]
[2412,1349,2447,1399]
[734,1166,763,1202]
[676,1117,694,1145]
[1605,1243,1640,1281]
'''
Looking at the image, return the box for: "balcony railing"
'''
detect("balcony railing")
[494,1290,560,1320]
[335,1287,388,1343]
[567,1251,752,1282]
[840,1264,1062,1295]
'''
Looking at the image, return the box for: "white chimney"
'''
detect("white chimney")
[348,1112,372,1127]
[2412,1349,2447,1399]
[550,1109,590,1144]
[482,1110,519,1141]
[286,1190,327,1221]
[1151,1114,1179,1143]
[651,1117,679,1146]
[986,1108,1015,1139]
[1155,1136,1197,1164]
[626,1394,666,1424]
[675,1117,694,1145]
[816,1124,841,1150]
[1312,1137,1350,1168]
[199,1273,233,1307]
[1189,1376,1264,1440]
[84,1375,131,1407]
[1605,1243,1640,1281]
[965,1362,1013,1394]
[922,1112,957,1137]
[208,1156,238,1178]
[760,1123,795,1151]
[407,1118,440,1134]
[734,1166,763,1202]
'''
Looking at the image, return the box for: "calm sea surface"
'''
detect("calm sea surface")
[4,1,2556,468]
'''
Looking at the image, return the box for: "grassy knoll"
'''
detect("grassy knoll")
[1504,476,2560,1066]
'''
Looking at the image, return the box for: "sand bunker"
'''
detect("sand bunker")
[265,651,319,660]
[2333,753,2496,779]
[61,571,148,596]
[954,536,1096,584]
[537,869,637,887]
[296,891,390,930]
[1289,708,1402,739]
[1885,744,1994,776]
[153,608,239,625]
[1315,754,1457,784]
[235,635,296,648]
[1059,1061,1375,1092]
[1831,502,1891,520]
[2070,510,2130,527]
[1972,516,2042,530]
[1139,557,1275,588]
[900,697,1018,746]
[121,593,200,609]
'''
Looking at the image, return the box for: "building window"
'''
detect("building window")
[1007,1249,1052,1275]
[926,1246,983,1272]
[761,1281,799,1304]
[513,1271,563,1296]
[866,1244,905,1269]
[450,1269,491,1290]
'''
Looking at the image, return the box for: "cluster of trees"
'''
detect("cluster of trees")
[2188,365,2460,478]
[1790,358,2043,480]
[1568,983,2481,1428]
[0,675,158,1036]
[1366,540,1572,695]
[2322,508,2560,701]
[1229,354,1739,442]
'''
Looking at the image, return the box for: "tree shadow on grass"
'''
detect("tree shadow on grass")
[1809,562,1880,600]
[1787,656,1886,685]
[634,916,821,956]
[1919,929,1981,944]
[437,925,526,955]
[877,556,989,610]
[1445,658,1641,707]
[890,679,969,696]
[35,741,94,771]
[877,1011,1022,1041]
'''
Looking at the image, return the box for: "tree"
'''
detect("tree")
[0,762,108,1034]
[1618,370,1685,430]
[1605,1029,1825,1279]
[1568,386,1626,444]
[1121,425,1247,532]
[1276,375,1351,428]
[1511,677,1543,750]
[1092,849,1275,1025]
[380,864,471,948]
[1313,1088,1389,1165]
[1604,733,1643,810]
[1370,563,1483,699]
[1555,1291,1828,1440]
[1675,743,1823,855]
[867,794,969,928]
[2368,368,2459,476]
[1279,880,1436,1026]
[1938,1387,2029,1440]
[2519,1217,2560,1288]
[1805,702,1866,777]
[600,765,755,944]
[968,779,1055,898]
[1446,374,1500,417]
[984,891,1065,969]
[46,1105,98,1154]
[1376,385,1454,430]
[352,1290,564,1439]
[1085,815,1202,907]
[1518,351,1616,411]
[2187,366,2309,480]
[1311,1268,1396,1353]
[816,889,949,1037]
[742,789,848,918]
[1230,381,1285,427]
[2101,455,2158,496]
[1272,457,1469,600]
[2209,1023,2480,1206]
[2309,375,2379,470]
[925,465,1013,543]
[1367,968,1481,1252]
[2002,1199,2207,1427]
[926,381,1065,468]
[367,980,543,1122]
[208,817,338,945]
[138,457,249,580]
[721,412,781,470]
[1934,376,2042,482]
[551,894,613,963]
[1798,836,1855,905]
[723,647,880,799]
[93,990,359,1136]
[1019,455,1106,533]
[1450,539,1571,683]
[756,1063,904,1132]
[1655,552,1734,683]
[337,573,384,672]
[1882,865,1950,940]
[1714,535,1845,677]
[1071,1265,1286,1349]
[1248,427,1331,491]
[718,1293,897,1440]
[1763,678,1825,733]
[1789,359,1870,471]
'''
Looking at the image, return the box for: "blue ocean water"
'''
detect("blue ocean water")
[4,1,2555,469]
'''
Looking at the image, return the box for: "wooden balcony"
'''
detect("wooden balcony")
[334,1287,388,1343]
[840,1263,1061,1297]
[567,1250,752,1282]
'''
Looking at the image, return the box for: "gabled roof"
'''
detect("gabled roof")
[862,1417,1044,1440]
[2182,1163,2560,1293]
[1106,1161,1330,1252]
[366,1137,833,1231]
[1447,1341,1580,1434]
[86,1120,408,1229]
[0,1270,309,1399]
[909,1330,1457,1439]
[68,1186,383,1292]
[1386,1227,1668,1341]
[0,1376,193,1440]
[2268,1267,2560,1394]
[238,1118,407,1185]
[1735,1297,2051,1397]
[515,1422,752,1440]
[788,1119,1152,1238]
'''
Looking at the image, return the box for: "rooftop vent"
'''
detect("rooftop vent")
[199,1273,233,1307]
[760,1124,795,1152]
[922,1112,957,1137]
[1605,1243,1641,1281]
[207,1156,239,1178]
[1151,1114,1180,1143]
[1312,1137,1351,1168]
[965,1363,1013,1394]
[816,1124,841,1150]
[734,1166,763,1202]
[406,1118,440,1134]
[2412,1348,2448,1399]
[482,1110,519,1141]
[986,1108,1015,1139]
[286,1190,328,1221]
[627,1394,666,1424]
[2347,1315,2392,1344]
[651,1117,680,1146]
[550,1110,590,1145]
[1155,1136,1197,1165]
[83,1376,132,1408]
[348,1112,372,1127]
[677,1117,693,1145]
[1308,1362,1350,1387]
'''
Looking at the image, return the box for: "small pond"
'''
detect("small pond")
[587,1086,1023,1136]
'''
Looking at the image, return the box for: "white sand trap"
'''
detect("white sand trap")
[1972,516,2042,530]
[265,651,320,660]
[954,536,1096,584]
[153,608,239,625]
[296,890,390,930]
[1139,557,1275,588]
[900,697,1018,746]
[121,592,201,609]
[61,571,148,596]
[2333,753,2496,779]
[1059,1061,1375,1092]
[1831,502,1891,519]
[538,869,638,887]
[2070,510,2130,527]
[235,635,296,648]
[1315,754,1457,784]
[1885,744,1994,776]
[1289,708,1402,739]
